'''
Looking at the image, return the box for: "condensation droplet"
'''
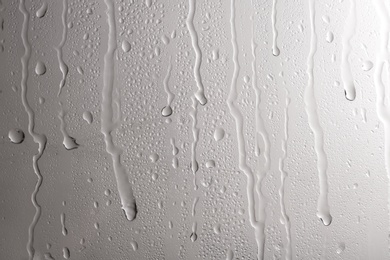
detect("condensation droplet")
[8,128,25,144]
[35,61,46,75]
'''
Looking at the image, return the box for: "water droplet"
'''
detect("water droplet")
[190,232,197,242]
[336,242,346,254]
[205,160,215,168]
[63,136,79,150]
[161,35,170,45]
[161,106,173,117]
[36,3,48,18]
[35,61,46,75]
[362,60,373,71]
[130,241,138,251]
[63,247,70,259]
[214,127,225,141]
[8,128,25,144]
[149,153,159,163]
[121,40,131,52]
[326,31,334,43]
[83,111,93,124]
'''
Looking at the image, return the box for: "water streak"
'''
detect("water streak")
[20,1,48,258]
[340,0,357,101]
[189,97,200,190]
[102,0,137,221]
[228,0,264,258]
[271,0,280,56]
[56,0,68,97]
[373,0,390,250]
[162,56,174,117]
[186,0,207,105]
[279,92,292,260]
[305,0,332,226]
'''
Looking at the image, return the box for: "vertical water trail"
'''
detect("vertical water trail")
[305,0,332,226]
[373,0,390,250]
[271,0,280,56]
[189,96,199,190]
[56,0,78,150]
[250,4,269,258]
[186,0,207,105]
[162,56,174,117]
[56,0,68,97]
[102,0,137,221]
[340,0,357,101]
[58,109,79,150]
[19,0,48,258]
[228,0,264,258]
[279,92,292,260]
[60,213,68,236]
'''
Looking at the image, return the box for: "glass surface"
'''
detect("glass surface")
[0,0,389,259]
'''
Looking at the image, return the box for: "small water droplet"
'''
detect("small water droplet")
[149,153,159,163]
[326,31,334,43]
[336,242,346,254]
[362,60,373,71]
[205,160,215,168]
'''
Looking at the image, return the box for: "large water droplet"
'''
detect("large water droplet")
[35,61,46,75]
[8,128,25,144]
[121,40,131,52]
[161,106,173,117]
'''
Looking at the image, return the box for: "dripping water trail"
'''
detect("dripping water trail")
[305,0,332,226]
[373,0,390,251]
[19,0,48,259]
[279,92,292,260]
[271,0,280,56]
[186,0,207,105]
[56,0,68,97]
[102,0,137,221]
[250,6,268,259]
[189,96,200,190]
[56,0,78,150]
[228,0,264,258]
[340,0,357,101]
[58,108,79,150]
[162,56,174,117]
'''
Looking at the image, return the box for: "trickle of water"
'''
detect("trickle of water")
[305,0,332,226]
[101,0,137,221]
[187,0,207,105]
[8,128,25,144]
[341,0,357,101]
[162,56,174,117]
[35,61,46,75]
[271,0,280,56]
